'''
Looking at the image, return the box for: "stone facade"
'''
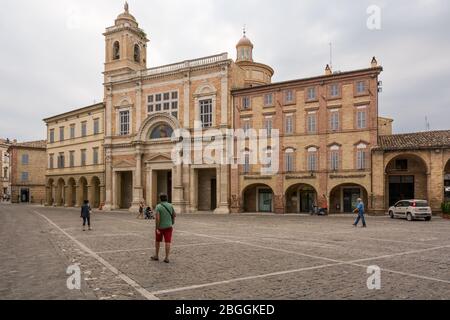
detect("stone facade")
[0,139,12,200]
[40,4,450,215]
[43,103,105,208]
[8,141,46,204]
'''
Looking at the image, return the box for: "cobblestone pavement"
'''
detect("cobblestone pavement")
[1,203,449,300]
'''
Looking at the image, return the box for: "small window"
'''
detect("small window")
[49,129,55,143]
[172,91,178,100]
[93,148,99,165]
[81,150,87,167]
[200,99,213,128]
[69,151,75,168]
[330,149,340,171]
[81,122,87,137]
[59,127,65,141]
[395,159,408,171]
[22,154,29,165]
[356,81,367,94]
[49,154,54,169]
[172,101,178,110]
[307,87,316,101]
[21,172,29,182]
[285,90,294,103]
[285,115,294,134]
[93,119,100,135]
[155,94,162,102]
[307,113,317,134]
[330,84,340,97]
[264,93,274,107]
[307,150,318,172]
[57,153,65,169]
[357,109,367,129]
[242,97,251,109]
[285,149,295,172]
[330,111,340,131]
[119,110,130,136]
[357,149,367,170]
[70,125,75,139]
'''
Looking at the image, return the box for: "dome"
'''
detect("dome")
[236,35,254,48]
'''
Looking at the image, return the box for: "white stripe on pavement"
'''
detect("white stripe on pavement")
[34,210,159,301]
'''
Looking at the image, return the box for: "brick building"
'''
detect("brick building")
[8,140,47,204]
[42,3,450,214]
[231,60,383,214]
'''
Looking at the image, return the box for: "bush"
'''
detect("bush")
[441,202,450,214]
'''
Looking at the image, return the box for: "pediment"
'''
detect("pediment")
[114,160,135,168]
[146,153,173,163]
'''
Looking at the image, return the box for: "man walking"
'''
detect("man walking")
[353,198,367,228]
[151,194,176,263]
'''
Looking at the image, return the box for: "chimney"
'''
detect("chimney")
[325,64,332,75]
[371,56,378,68]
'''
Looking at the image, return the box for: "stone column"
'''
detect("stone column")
[172,164,185,214]
[189,168,198,213]
[75,185,82,207]
[64,185,70,207]
[100,185,106,209]
[220,70,228,127]
[103,149,113,211]
[214,165,230,214]
[183,78,190,128]
[87,184,94,208]
[130,146,144,212]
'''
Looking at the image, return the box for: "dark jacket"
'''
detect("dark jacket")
[81,204,91,218]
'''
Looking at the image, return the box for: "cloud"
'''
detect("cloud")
[0,0,449,141]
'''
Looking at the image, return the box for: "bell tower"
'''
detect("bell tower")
[103,2,149,75]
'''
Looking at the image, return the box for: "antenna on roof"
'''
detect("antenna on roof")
[425,116,431,131]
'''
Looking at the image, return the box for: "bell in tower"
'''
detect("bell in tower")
[103,2,149,75]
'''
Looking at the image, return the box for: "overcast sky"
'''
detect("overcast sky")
[0,0,449,141]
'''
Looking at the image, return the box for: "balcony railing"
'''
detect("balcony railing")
[109,53,229,83]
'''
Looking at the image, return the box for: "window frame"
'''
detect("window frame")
[199,99,213,129]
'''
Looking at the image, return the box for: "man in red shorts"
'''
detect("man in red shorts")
[151,193,176,263]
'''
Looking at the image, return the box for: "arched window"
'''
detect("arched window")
[150,124,174,139]
[285,148,295,172]
[113,41,120,60]
[356,143,368,170]
[307,147,318,172]
[134,44,140,63]
[329,145,340,171]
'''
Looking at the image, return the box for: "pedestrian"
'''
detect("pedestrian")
[145,206,154,220]
[353,198,367,228]
[80,200,92,231]
[151,193,176,264]
[136,201,145,219]
[319,194,328,215]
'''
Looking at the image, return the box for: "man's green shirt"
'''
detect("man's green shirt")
[156,202,174,229]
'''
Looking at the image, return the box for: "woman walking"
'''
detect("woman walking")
[81,200,92,231]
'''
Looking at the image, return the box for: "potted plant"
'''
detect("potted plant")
[441,202,450,219]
